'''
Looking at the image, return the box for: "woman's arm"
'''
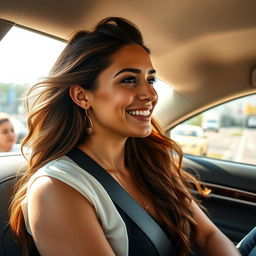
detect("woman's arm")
[28,176,116,256]
[192,200,241,256]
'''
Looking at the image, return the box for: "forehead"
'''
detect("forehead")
[0,121,12,128]
[109,44,153,70]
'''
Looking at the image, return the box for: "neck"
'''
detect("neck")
[80,133,127,173]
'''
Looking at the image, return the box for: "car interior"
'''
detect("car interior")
[0,0,256,255]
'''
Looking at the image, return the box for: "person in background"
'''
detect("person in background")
[0,112,21,152]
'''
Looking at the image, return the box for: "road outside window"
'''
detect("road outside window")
[170,94,256,165]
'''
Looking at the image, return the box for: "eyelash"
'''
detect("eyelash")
[120,76,157,87]
[148,77,157,85]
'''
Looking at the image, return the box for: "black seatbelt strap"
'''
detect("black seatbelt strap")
[67,148,176,256]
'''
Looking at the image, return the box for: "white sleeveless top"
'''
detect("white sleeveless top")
[21,156,129,256]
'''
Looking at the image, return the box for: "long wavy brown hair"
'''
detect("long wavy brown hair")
[9,17,208,256]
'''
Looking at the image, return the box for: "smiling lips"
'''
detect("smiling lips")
[128,110,150,116]
[127,108,152,121]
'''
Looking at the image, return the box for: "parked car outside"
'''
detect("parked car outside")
[202,119,220,132]
[170,124,208,156]
[247,115,256,128]
[202,112,220,132]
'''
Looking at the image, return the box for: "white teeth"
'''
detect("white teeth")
[128,110,150,116]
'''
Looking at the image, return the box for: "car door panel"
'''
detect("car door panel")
[183,155,256,244]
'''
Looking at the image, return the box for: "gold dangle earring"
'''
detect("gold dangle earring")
[85,109,93,135]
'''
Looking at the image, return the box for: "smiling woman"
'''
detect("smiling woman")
[8,17,240,256]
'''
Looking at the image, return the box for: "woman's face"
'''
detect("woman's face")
[0,121,16,152]
[89,44,158,138]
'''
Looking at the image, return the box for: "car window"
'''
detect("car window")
[0,26,66,153]
[169,94,256,165]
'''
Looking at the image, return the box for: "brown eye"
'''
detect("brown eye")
[120,76,136,84]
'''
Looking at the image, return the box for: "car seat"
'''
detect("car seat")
[0,153,26,256]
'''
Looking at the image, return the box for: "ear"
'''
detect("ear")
[69,85,92,109]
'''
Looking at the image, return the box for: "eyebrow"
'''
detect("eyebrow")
[113,68,156,78]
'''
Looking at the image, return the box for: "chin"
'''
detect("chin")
[133,127,152,138]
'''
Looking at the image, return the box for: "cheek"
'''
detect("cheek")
[96,90,133,106]
[114,91,133,105]
[0,134,6,141]
[95,90,112,102]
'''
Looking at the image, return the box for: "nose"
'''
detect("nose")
[8,131,15,139]
[138,82,158,103]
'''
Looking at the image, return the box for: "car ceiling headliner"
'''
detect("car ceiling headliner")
[0,0,256,127]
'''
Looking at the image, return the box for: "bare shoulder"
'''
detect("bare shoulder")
[28,175,85,206]
[27,176,115,256]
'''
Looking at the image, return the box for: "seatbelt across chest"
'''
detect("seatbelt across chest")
[67,148,176,256]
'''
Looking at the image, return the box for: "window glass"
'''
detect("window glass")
[169,94,256,165]
[0,26,66,149]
